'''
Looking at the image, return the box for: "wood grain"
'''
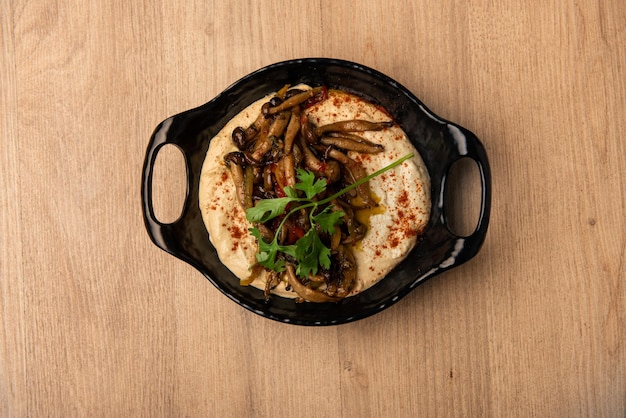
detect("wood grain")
[1,0,624,416]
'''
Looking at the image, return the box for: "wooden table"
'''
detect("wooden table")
[2,1,624,416]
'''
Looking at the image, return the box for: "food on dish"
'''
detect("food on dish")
[199,85,430,302]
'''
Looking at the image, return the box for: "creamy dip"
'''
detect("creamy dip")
[199,87,431,298]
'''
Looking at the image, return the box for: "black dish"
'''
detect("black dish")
[141,58,491,326]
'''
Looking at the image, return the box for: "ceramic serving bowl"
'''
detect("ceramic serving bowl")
[141,58,491,325]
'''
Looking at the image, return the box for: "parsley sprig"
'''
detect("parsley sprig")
[246,153,414,277]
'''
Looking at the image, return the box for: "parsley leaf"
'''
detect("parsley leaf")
[246,196,296,224]
[293,229,331,277]
[250,227,305,273]
[294,169,327,199]
[312,206,344,234]
[249,227,286,272]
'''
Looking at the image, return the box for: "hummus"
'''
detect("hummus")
[199,86,431,299]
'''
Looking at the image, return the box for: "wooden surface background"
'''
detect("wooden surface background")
[1,1,625,416]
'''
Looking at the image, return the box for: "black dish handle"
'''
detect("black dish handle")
[432,123,491,271]
[141,116,190,257]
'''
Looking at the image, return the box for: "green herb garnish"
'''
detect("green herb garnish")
[246,153,414,277]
